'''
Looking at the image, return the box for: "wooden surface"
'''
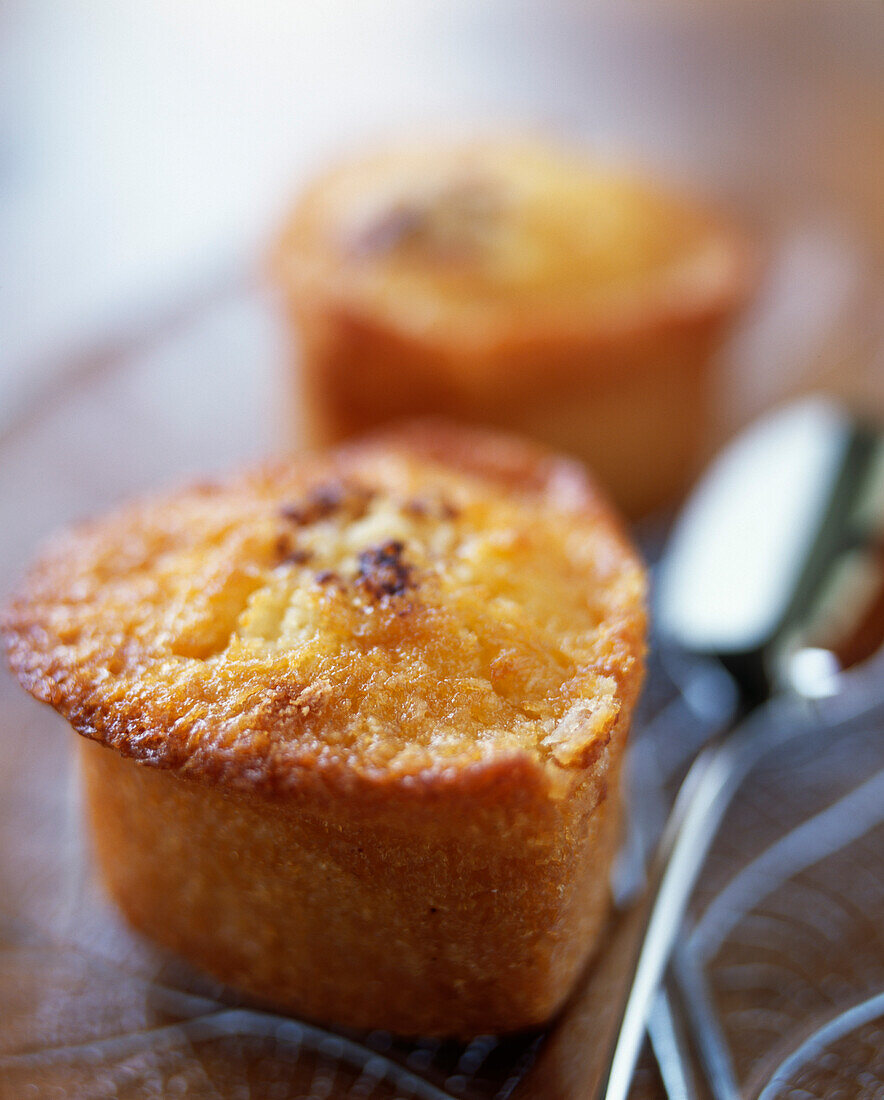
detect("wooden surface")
[0,286,883,1098]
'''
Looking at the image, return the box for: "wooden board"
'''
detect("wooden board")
[1,286,883,1099]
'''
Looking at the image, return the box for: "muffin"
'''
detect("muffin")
[2,422,646,1037]
[274,138,754,517]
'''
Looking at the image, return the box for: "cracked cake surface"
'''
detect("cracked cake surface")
[3,422,646,797]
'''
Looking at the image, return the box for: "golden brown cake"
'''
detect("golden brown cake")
[274,138,754,517]
[3,422,646,1037]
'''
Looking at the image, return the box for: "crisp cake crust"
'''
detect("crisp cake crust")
[3,422,645,801]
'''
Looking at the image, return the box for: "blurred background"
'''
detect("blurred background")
[1,0,882,444]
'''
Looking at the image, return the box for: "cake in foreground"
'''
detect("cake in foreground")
[275,137,753,517]
[3,422,646,1037]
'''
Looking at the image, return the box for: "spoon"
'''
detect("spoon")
[609,396,884,1099]
[520,396,884,1099]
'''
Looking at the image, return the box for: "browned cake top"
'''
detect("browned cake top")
[278,138,750,353]
[3,424,646,799]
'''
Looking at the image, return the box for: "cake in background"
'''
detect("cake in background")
[274,138,755,518]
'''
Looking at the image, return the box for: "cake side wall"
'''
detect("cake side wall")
[79,729,626,1038]
[289,297,724,518]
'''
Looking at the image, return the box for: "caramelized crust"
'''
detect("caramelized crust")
[4,422,645,800]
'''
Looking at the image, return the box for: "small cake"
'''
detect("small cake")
[274,138,753,517]
[3,422,646,1037]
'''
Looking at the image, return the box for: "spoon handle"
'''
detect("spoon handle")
[599,729,747,1100]
[598,653,884,1100]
